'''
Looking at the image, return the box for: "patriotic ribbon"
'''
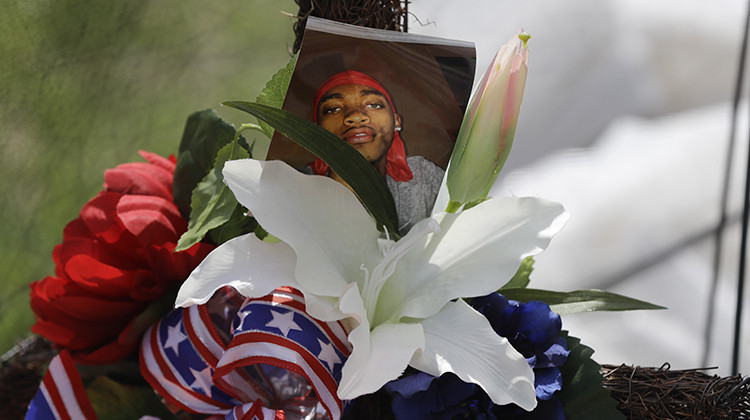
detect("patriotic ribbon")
[25,349,97,420]
[140,287,352,420]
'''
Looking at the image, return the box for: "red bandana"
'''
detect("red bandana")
[310,70,413,182]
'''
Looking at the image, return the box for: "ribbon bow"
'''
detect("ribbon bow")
[140,287,352,420]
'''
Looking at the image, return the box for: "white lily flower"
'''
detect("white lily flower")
[176,159,568,411]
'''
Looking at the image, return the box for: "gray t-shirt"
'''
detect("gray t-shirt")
[301,155,444,235]
[387,156,444,234]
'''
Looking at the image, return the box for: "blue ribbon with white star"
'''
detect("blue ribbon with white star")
[140,287,351,420]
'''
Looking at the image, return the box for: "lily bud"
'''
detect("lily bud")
[446,31,530,212]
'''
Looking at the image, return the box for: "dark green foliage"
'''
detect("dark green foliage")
[558,331,626,420]
[173,109,249,219]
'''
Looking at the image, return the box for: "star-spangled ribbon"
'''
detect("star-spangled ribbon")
[140,287,352,420]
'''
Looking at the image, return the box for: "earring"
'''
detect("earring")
[395,126,401,132]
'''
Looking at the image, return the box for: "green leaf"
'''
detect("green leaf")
[255,54,298,139]
[175,139,250,251]
[222,101,400,237]
[172,109,249,219]
[205,202,258,245]
[86,375,176,420]
[500,256,535,289]
[499,288,666,315]
[558,331,625,420]
[121,289,177,344]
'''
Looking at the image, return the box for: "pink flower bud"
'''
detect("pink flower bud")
[446,31,530,211]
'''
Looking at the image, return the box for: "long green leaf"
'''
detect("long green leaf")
[222,101,400,237]
[499,288,665,315]
[500,256,535,289]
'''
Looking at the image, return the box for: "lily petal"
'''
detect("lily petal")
[175,233,297,307]
[223,159,382,297]
[410,299,537,411]
[302,292,347,322]
[388,197,567,320]
[337,283,424,400]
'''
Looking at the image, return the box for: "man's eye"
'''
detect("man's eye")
[323,106,341,115]
[366,103,384,109]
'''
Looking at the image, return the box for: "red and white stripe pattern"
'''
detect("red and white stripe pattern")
[24,350,97,420]
[140,287,351,420]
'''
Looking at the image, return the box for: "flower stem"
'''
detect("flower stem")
[445,200,462,213]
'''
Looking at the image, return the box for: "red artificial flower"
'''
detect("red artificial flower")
[30,151,214,364]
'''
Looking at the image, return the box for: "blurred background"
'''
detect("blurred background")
[0,0,298,354]
[2,0,748,376]
[411,0,750,376]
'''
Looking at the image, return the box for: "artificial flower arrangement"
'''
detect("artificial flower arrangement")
[21,26,663,420]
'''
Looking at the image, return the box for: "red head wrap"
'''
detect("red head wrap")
[310,70,413,182]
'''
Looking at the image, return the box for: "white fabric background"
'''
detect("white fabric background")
[412,0,750,375]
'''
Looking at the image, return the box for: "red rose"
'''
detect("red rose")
[30,151,214,364]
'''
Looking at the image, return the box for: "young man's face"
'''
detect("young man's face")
[316,83,401,173]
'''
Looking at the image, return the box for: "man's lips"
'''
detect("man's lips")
[343,127,375,144]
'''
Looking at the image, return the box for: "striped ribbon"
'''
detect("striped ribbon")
[24,349,97,420]
[140,287,352,420]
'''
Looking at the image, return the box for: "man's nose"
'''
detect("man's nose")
[345,109,369,125]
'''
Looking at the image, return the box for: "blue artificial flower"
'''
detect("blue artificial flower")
[470,293,569,401]
[386,372,496,420]
[386,293,570,419]
[471,294,562,358]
